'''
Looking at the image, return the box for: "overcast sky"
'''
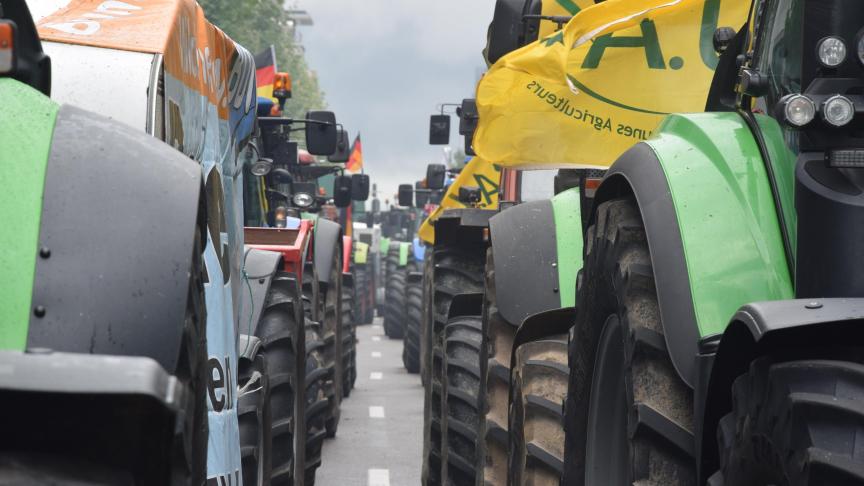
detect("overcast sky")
[298,1,495,205]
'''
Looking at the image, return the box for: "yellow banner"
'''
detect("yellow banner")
[474,0,749,169]
[417,157,501,244]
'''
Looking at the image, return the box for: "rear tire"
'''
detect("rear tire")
[564,198,695,486]
[441,316,483,486]
[319,248,344,438]
[509,334,568,486]
[421,245,484,486]
[239,351,272,486]
[709,358,864,485]
[384,245,407,339]
[341,273,357,397]
[354,264,374,325]
[402,272,422,374]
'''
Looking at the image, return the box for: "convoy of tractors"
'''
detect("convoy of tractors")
[3,0,864,485]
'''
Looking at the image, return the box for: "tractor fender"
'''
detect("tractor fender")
[313,217,343,285]
[592,113,794,388]
[240,247,284,336]
[510,307,576,372]
[698,298,864,481]
[342,235,352,274]
[435,208,494,249]
[488,188,583,327]
[447,292,484,320]
[27,105,203,375]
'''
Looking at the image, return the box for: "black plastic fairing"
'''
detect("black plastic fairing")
[28,105,202,374]
[489,200,561,326]
[241,247,283,333]
[593,143,700,388]
[313,217,343,284]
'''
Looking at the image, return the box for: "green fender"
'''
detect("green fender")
[379,236,391,255]
[398,242,411,267]
[595,112,794,387]
[0,79,58,350]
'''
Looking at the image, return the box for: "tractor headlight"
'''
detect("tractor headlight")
[818,37,847,67]
[858,35,864,66]
[823,95,855,127]
[780,94,816,127]
[250,158,273,176]
[292,192,314,208]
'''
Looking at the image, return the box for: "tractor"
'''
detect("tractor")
[558,0,864,484]
[0,4,207,483]
[381,197,423,339]
[31,1,342,484]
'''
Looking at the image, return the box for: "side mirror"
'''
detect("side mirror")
[329,128,351,163]
[713,26,737,54]
[429,114,451,145]
[305,111,338,155]
[426,164,447,190]
[398,184,414,207]
[484,0,542,65]
[458,99,479,156]
[351,174,370,201]
[415,188,431,207]
[333,175,352,208]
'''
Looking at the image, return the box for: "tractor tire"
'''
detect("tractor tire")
[482,249,515,486]
[354,264,374,325]
[239,350,272,486]
[301,268,330,486]
[261,273,307,486]
[319,248,344,438]
[441,315,483,486]
[402,272,422,374]
[384,245,406,339]
[421,245,484,486]
[509,334,568,486]
[341,273,357,398]
[708,358,864,485]
[563,197,695,486]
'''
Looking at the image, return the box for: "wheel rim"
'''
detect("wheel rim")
[585,315,628,486]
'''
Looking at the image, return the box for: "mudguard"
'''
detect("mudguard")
[698,298,864,480]
[488,188,583,327]
[240,247,284,335]
[594,113,794,387]
[510,307,576,371]
[447,293,485,320]
[314,218,343,285]
[27,105,203,375]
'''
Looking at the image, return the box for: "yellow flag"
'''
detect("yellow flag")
[474,0,749,169]
[417,157,501,244]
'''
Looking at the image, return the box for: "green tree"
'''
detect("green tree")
[199,0,327,119]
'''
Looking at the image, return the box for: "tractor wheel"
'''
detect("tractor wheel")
[563,197,695,486]
[482,249,515,486]
[300,268,329,486]
[708,358,864,485]
[319,248,344,438]
[384,246,406,339]
[260,273,307,486]
[341,273,357,397]
[421,245,484,486]
[441,315,483,486]
[402,272,422,374]
[354,264,373,325]
[509,334,568,486]
[239,350,272,486]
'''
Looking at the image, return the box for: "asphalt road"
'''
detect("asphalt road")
[317,317,424,485]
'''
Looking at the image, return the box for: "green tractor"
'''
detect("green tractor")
[558,0,864,484]
[0,5,207,482]
[382,195,423,340]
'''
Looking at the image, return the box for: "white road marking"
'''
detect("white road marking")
[370,372,383,380]
[372,324,382,330]
[368,468,390,486]
[371,351,382,358]
[369,406,385,418]
[372,336,381,341]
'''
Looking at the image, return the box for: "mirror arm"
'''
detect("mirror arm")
[522,14,572,30]
[259,117,335,127]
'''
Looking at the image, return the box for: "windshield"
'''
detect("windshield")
[519,170,557,202]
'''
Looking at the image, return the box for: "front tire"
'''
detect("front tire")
[710,358,864,485]
[564,197,695,485]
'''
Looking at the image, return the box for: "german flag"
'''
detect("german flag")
[346,134,363,173]
[255,46,277,103]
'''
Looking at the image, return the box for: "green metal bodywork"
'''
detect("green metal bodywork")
[354,241,369,264]
[645,112,794,338]
[398,242,410,267]
[550,187,583,309]
[0,79,59,350]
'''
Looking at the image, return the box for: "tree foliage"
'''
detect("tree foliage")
[199,0,326,118]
